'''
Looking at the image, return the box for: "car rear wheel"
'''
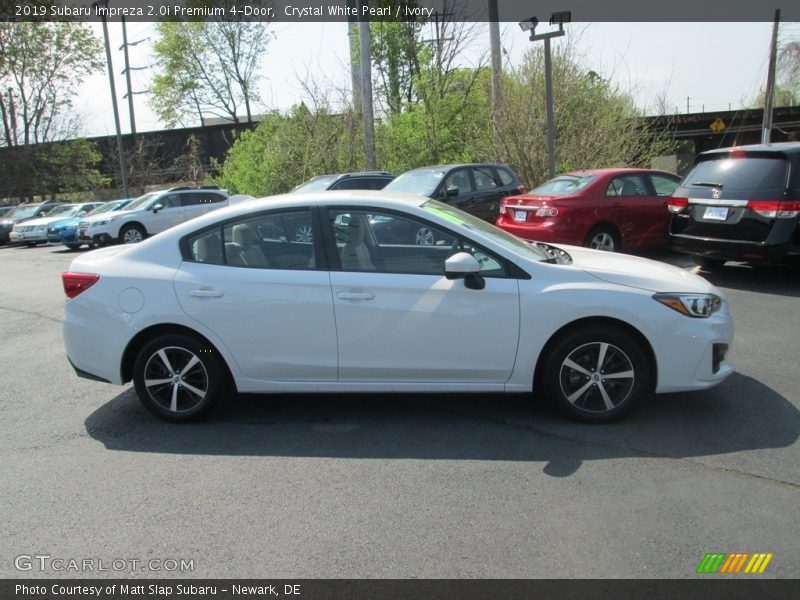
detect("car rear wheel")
[692,256,726,270]
[133,334,227,422]
[541,325,652,422]
[585,226,619,252]
[65,243,81,250]
[121,224,146,244]
[415,226,435,246]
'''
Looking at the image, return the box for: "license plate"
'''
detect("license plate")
[703,206,728,221]
[514,210,527,222]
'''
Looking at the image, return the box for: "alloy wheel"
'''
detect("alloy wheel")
[143,346,209,414]
[559,342,635,413]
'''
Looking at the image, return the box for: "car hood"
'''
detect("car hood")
[81,208,137,223]
[563,245,714,294]
[18,215,74,227]
[49,217,80,229]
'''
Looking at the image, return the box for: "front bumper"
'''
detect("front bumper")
[48,229,79,244]
[9,231,47,243]
[651,307,735,393]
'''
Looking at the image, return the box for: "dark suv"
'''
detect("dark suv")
[292,171,395,193]
[383,163,527,222]
[668,143,800,268]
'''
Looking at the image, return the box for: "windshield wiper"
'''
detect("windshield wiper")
[690,181,724,188]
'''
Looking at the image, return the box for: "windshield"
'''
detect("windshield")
[292,176,338,193]
[86,200,129,216]
[5,204,41,219]
[124,192,160,211]
[422,200,549,261]
[532,174,597,195]
[384,170,445,196]
[43,205,77,218]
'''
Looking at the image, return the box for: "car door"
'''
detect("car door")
[323,207,520,384]
[468,166,507,222]
[435,168,479,216]
[173,208,337,382]
[605,174,660,247]
[146,193,186,234]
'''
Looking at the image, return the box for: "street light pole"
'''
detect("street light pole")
[520,12,569,179]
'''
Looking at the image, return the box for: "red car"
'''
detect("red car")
[495,168,682,251]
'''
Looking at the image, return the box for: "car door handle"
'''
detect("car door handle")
[336,290,375,301]
[188,288,224,298]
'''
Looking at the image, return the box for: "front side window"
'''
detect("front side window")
[326,208,506,277]
[443,169,474,196]
[186,209,315,270]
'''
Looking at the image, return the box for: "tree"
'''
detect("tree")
[0,22,102,146]
[150,20,272,127]
[491,41,678,188]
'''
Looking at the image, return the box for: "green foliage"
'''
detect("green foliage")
[36,139,109,196]
[493,43,678,187]
[216,107,364,195]
[0,22,103,146]
[150,21,271,126]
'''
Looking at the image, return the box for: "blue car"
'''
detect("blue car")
[48,199,131,249]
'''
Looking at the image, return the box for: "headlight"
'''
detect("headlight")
[95,218,111,226]
[653,293,721,318]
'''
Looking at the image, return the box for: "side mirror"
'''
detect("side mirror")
[445,252,484,290]
[151,203,164,213]
[446,186,459,197]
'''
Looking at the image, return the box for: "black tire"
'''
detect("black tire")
[26,242,37,247]
[541,325,653,422]
[133,334,227,422]
[692,255,726,270]
[65,243,81,251]
[584,226,620,252]
[120,223,146,244]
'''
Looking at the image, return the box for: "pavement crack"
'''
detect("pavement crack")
[0,304,62,324]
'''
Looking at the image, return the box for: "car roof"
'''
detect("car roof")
[558,168,679,177]
[405,163,511,172]
[700,142,800,157]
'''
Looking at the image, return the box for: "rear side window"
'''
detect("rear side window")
[686,156,788,192]
[496,168,515,186]
[650,174,680,196]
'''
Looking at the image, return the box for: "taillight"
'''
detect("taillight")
[517,184,527,194]
[667,197,689,213]
[747,200,800,219]
[535,207,559,217]
[62,272,100,299]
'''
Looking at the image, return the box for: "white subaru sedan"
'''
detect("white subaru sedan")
[62,192,734,423]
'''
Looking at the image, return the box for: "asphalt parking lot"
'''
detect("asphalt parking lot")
[0,242,798,579]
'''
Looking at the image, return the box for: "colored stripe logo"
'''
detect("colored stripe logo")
[697,552,773,574]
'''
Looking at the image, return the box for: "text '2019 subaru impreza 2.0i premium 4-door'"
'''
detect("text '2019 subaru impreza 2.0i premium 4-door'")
[62,192,734,423]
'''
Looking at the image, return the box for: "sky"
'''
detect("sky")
[73,21,800,139]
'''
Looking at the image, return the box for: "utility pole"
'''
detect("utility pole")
[762,9,780,144]
[120,16,137,137]
[358,1,376,169]
[347,0,361,109]
[488,0,503,150]
[7,88,18,146]
[95,0,129,198]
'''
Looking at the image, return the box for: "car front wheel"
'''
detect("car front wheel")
[133,334,227,422]
[541,325,652,422]
[121,224,146,244]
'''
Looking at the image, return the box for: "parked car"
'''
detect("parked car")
[77,186,229,246]
[0,206,12,217]
[62,191,733,424]
[292,171,395,193]
[383,164,526,223]
[10,203,105,246]
[668,142,800,268]
[48,199,132,249]
[495,168,682,252]
[0,200,69,245]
